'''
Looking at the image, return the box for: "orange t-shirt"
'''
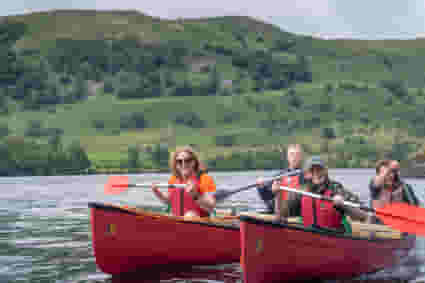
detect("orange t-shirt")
[168,173,216,194]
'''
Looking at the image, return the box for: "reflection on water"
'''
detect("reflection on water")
[0,171,425,283]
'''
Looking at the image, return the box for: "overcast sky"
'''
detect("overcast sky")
[2,0,424,39]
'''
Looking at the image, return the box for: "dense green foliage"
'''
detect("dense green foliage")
[0,10,424,175]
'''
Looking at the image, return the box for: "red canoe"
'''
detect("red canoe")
[88,202,240,275]
[240,213,416,283]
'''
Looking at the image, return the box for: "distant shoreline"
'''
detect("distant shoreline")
[1,166,424,177]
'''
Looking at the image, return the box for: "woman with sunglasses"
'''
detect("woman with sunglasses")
[151,146,216,217]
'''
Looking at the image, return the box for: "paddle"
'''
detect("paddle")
[104,176,186,195]
[280,186,425,236]
[105,170,302,201]
[213,169,302,203]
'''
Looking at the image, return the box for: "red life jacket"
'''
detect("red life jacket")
[281,175,301,200]
[302,189,342,229]
[168,174,209,217]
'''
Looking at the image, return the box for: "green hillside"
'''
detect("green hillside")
[1,10,424,175]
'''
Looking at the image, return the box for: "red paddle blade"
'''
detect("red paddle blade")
[104,176,130,194]
[375,203,425,236]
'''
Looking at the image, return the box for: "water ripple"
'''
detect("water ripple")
[0,170,424,283]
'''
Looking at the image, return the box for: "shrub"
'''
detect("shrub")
[215,135,236,147]
[25,120,44,137]
[174,112,205,128]
[92,119,105,130]
[103,79,115,94]
[151,143,169,168]
[321,127,336,139]
[217,111,241,124]
[380,80,408,98]
[120,112,147,130]
[127,145,141,168]
[0,124,9,138]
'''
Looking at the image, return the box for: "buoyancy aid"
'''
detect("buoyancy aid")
[301,186,342,229]
[280,175,301,200]
[168,173,212,217]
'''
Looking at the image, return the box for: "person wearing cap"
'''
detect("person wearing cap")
[369,159,420,216]
[271,156,367,230]
[256,144,308,214]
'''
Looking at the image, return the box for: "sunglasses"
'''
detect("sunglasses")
[176,157,194,166]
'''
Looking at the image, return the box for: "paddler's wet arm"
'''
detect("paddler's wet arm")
[152,186,170,204]
[333,183,367,221]
[343,205,368,222]
[197,193,216,212]
[256,170,286,201]
[256,184,275,201]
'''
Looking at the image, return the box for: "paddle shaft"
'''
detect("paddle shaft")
[213,169,303,202]
[280,186,373,212]
[127,183,186,189]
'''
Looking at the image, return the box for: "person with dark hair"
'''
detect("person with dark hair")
[370,159,420,209]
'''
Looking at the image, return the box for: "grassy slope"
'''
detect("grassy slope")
[3,10,425,167]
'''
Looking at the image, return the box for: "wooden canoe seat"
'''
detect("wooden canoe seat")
[348,218,401,239]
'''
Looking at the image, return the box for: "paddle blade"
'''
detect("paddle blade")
[104,176,130,194]
[375,203,425,236]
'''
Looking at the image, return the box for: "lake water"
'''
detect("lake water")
[1,169,425,283]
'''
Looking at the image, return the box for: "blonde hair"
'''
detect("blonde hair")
[169,146,204,178]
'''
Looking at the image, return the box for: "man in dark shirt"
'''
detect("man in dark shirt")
[256,144,307,213]
[369,159,420,208]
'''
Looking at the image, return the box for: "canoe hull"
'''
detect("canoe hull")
[240,215,415,283]
[89,202,240,274]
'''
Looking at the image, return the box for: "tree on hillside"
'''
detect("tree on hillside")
[0,88,9,114]
[48,131,63,153]
[151,143,169,168]
[67,141,91,170]
[0,123,9,138]
[293,55,313,82]
[25,120,44,137]
[380,79,408,98]
[208,65,222,95]
[72,73,89,101]
[274,38,296,52]
[120,112,147,130]
[128,145,141,169]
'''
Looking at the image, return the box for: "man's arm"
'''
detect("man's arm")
[333,182,368,222]
[369,179,381,200]
[401,182,420,206]
[256,170,289,211]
